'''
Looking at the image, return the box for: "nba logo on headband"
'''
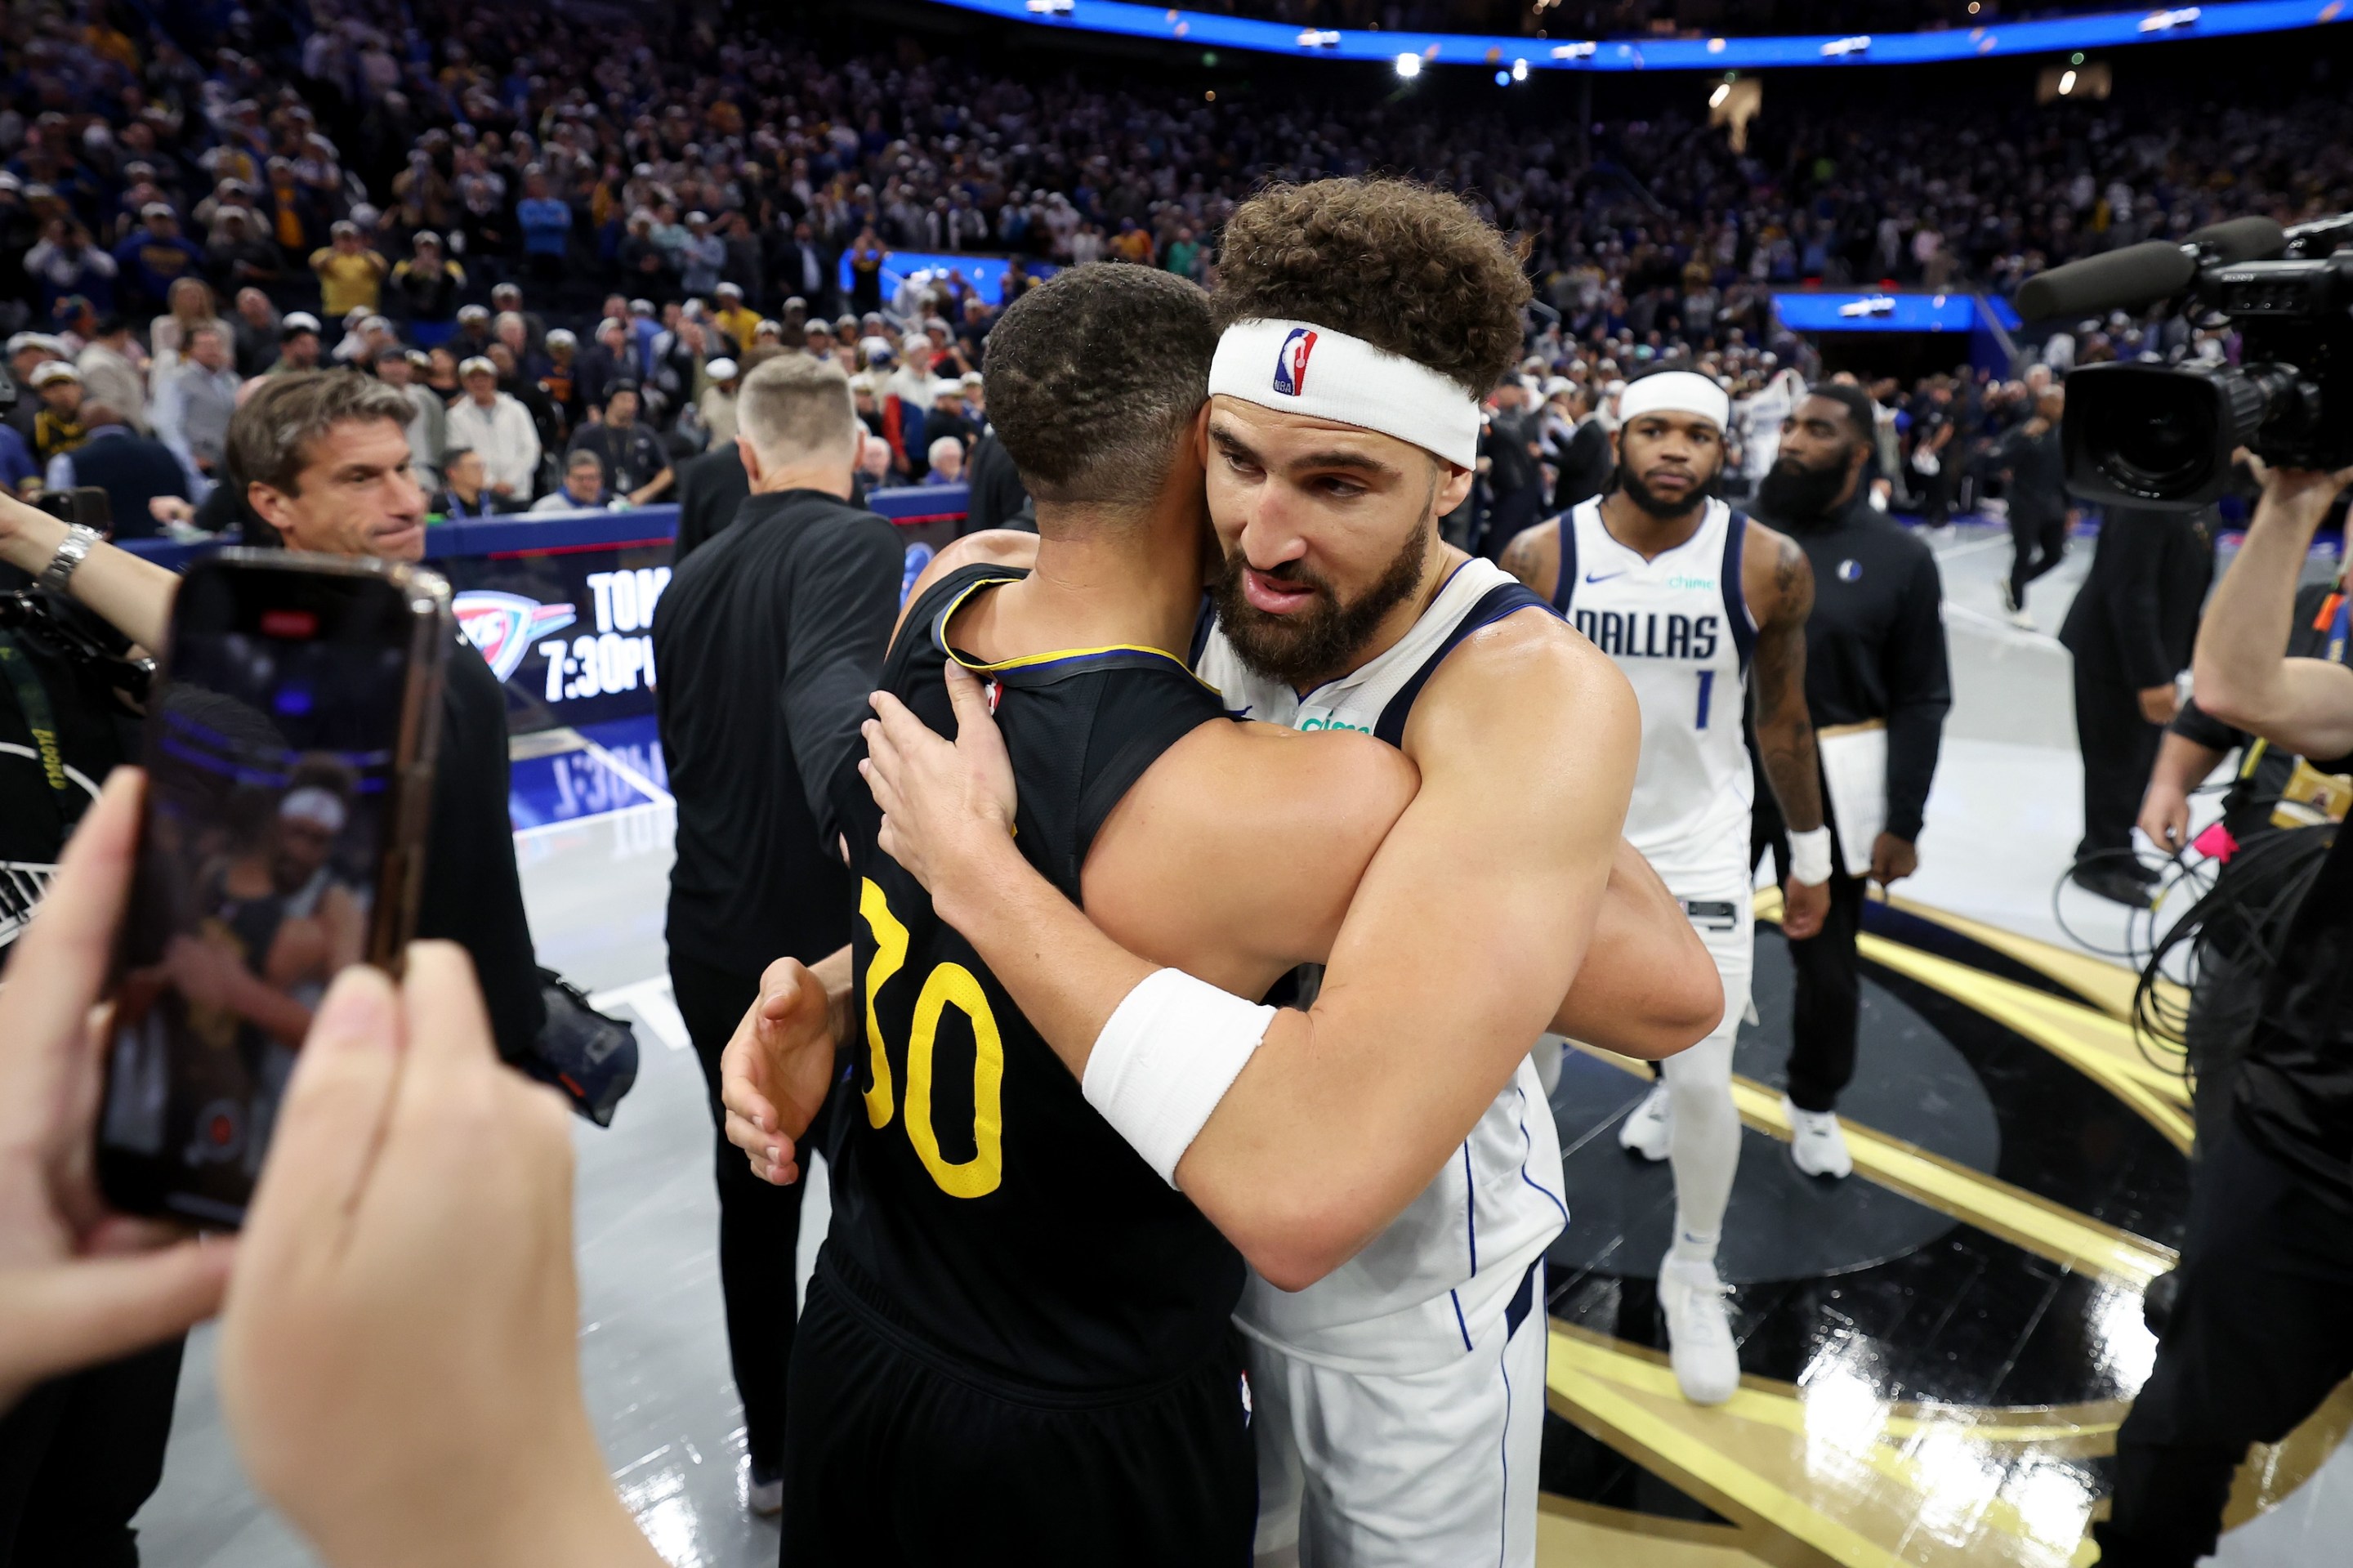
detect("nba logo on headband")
[1272,327,1317,396]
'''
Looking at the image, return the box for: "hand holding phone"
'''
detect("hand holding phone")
[96,554,451,1227]
[0,771,233,1414]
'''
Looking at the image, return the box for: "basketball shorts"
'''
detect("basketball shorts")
[1251,1260,1547,1568]
[1666,851,1757,1041]
[781,1257,1258,1567]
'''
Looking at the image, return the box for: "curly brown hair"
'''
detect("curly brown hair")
[1210,178,1530,398]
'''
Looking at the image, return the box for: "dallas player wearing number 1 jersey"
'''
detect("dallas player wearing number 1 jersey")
[1502,368,1832,1406]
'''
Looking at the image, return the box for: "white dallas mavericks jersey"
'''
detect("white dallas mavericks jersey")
[1196,556,1569,1374]
[1555,497,1757,873]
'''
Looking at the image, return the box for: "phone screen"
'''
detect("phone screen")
[98,561,436,1226]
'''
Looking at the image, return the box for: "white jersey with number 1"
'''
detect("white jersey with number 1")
[1553,495,1757,878]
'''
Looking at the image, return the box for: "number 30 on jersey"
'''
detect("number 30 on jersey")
[857,879,1006,1199]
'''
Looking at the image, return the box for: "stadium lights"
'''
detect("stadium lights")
[1297,29,1340,47]
[1395,51,1421,77]
[2140,7,2200,31]
[2059,67,2078,92]
[1023,0,1074,14]
[1821,35,1872,56]
[1551,41,1596,60]
[1838,296,1897,318]
[1708,81,1731,107]
[1511,57,1529,80]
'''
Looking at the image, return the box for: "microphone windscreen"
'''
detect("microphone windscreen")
[2014,241,2197,323]
[2187,216,2286,266]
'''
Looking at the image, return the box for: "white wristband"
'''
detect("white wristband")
[1788,825,1834,886]
[1082,968,1275,1187]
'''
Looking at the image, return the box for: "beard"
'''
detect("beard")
[1755,452,1851,524]
[1617,463,1717,518]
[1209,525,1429,690]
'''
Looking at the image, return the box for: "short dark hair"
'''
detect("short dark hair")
[1211,178,1530,398]
[228,369,416,497]
[1805,382,1877,444]
[983,263,1215,508]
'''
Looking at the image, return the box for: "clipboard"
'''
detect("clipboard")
[1817,719,1888,873]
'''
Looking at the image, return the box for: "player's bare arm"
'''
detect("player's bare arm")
[1744,519,1832,938]
[862,612,1645,1289]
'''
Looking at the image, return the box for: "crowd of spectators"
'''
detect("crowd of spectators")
[2,0,2344,534]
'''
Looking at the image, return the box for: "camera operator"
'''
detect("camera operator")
[2095,457,2353,1568]
[2137,551,2351,859]
[0,371,547,1065]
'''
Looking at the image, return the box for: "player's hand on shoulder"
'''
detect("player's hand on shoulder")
[721,957,837,1186]
[861,663,1019,918]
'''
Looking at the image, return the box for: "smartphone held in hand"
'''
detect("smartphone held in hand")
[96,552,451,1228]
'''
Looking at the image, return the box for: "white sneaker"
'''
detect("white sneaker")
[1783,1094,1855,1180]
[747,1462,784,1517]
[1658,1257,1741,1405]
[2007,605,2037,631]
[1619,1082,1672,1162]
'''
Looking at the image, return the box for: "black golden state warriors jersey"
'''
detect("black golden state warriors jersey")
[823,564,1244,1391]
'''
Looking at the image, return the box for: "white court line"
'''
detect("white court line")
[1944,601,2067,652]
[588,975,691,1052]
[576,736,675,806]
[511,798,674,842]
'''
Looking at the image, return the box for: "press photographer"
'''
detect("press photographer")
[2095,455,2353,1567]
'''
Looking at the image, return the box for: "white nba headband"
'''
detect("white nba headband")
[1616,370,1730,432]
[1208,319,1482,470]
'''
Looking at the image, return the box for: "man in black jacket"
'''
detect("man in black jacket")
[651,353,904,1516]
[2058,503,2216,905]
[1997,385,2069,628]
[670,440,750,565]
[39,404,185,540]
[1749,383,1953,1176]
[960,426,1030,535]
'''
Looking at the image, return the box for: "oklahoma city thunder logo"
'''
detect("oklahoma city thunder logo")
[1272,327,1318,395]
[454,591,578,682]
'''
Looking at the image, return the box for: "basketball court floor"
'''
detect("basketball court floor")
[132,524,2353,1566]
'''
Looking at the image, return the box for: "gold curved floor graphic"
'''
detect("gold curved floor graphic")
[1541,893,2353,1566]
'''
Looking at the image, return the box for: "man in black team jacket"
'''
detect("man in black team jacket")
[649,353,904,1516]
[1749,383,1951,1177]
[2095,459,2353,1567]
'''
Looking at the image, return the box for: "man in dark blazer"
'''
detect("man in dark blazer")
[764,220,836,321]
[2058,503,2217,905]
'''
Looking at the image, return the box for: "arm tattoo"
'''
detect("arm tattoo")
[1752,529,1824,832]
[1500,529,1546,593]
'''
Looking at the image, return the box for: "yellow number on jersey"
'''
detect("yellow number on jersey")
[858,880,1006,1199]
[858,878,908,1130]
[904,962,1005,1199]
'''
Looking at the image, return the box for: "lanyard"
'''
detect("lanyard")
[0,629,72,835]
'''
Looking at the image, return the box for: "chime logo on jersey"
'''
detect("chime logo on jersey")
[1573,608,1721,662]
[1272,327,1317,395]
[454,591,578,682]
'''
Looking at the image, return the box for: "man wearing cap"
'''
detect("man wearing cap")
[444,355,541,503]
[111,203,203,314]
[1744,383,1952,1171]
[26,361,87,465]
[1502,364,1832,1407]
[922,376,979,458]
[698,358,743,449]
[389,232,465,347]
[452,302,497,364]
[814,187,1714,1566]
[266,312,324,375]
[490,282,547,357]
[712,282,762,360]
[309,220,388,318]
[565,381,670,506]
[678,211,725,301]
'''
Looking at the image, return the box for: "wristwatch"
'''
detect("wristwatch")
[36,523,101,596]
